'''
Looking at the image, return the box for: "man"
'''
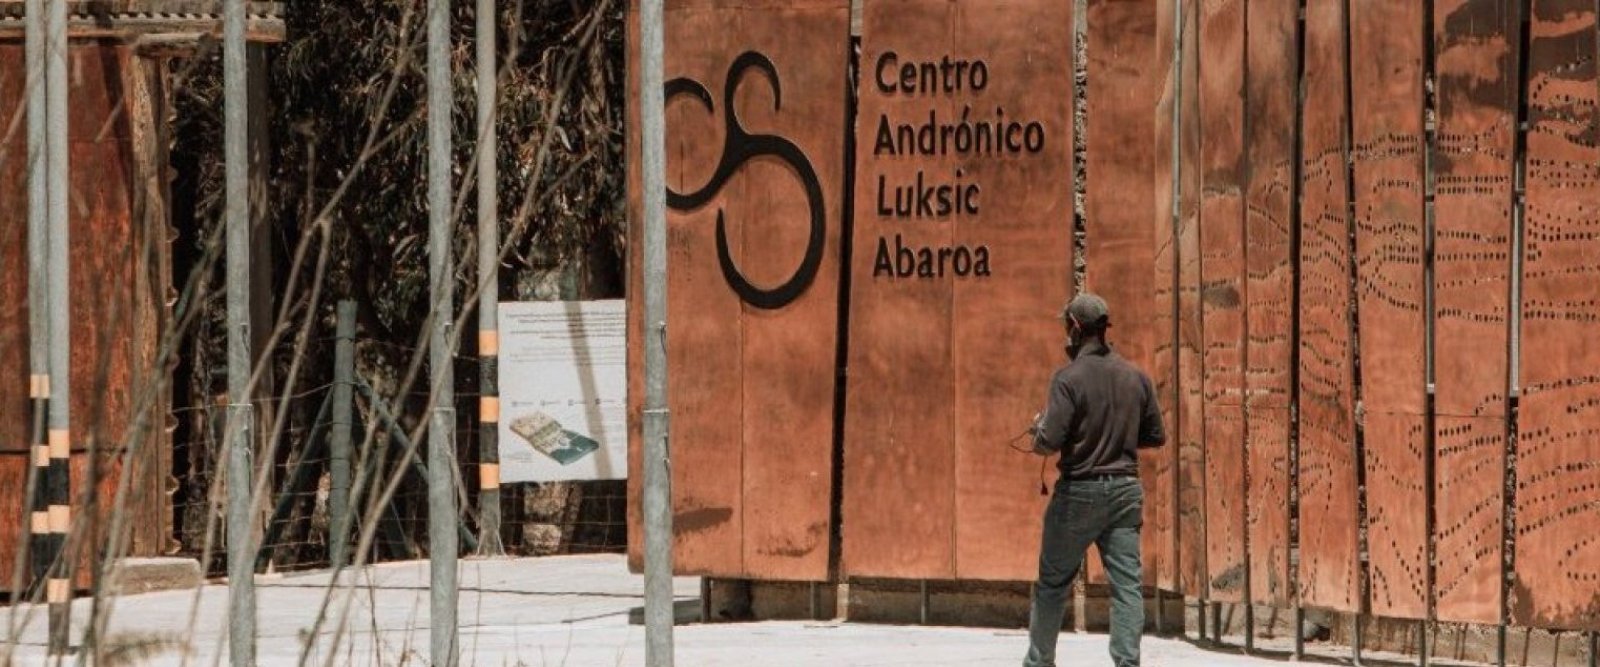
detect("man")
[1023,293,1166,667]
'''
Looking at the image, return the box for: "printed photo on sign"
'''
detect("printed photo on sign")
[498,300,626,483]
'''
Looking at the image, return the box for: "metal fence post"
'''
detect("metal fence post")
[23,0,50,608]
[475,0,505,558]
[224,0,257,663]
[329,301,357,567]
[427,0,460,663]
[640,0,675,662]
[44,0,72,654]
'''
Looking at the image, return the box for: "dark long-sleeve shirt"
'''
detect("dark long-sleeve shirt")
[1031,340,1166,478]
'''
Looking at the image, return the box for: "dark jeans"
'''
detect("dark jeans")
[1024,476,1144,667]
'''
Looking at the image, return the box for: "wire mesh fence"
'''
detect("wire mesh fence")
[165,340,626,577]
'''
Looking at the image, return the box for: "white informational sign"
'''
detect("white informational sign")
[497,300,627,483]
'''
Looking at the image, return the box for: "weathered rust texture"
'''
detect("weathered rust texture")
[1196,0,1247,605]
[1203,405,1246,602]
[1243,0,1297,607]
[947,0,1075,582]
[626,0,848,580]
[1084,0,1157,373]
[1082,0,1158,588]
[1362,413,1430,618]
[0,44,26,457]
[843,0,959,579]
[1246,407,1291,604]
[1513,0,1600,631]
[1348,0,1429,620]
[0,454,125,593]
[1297,0,1361,614]
[735,9,848,583]
[1198,0,1246,409]
[0,44,170,580]
[1432,0,1516,625]
[1148,0,1178,590]
[1435,416,1506,623]
[1175,0,1206,600]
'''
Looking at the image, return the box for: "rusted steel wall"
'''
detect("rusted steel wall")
[1242,0,1296,608]
[1432,0,1516,626]
[941,0,1076,582]
[1150,0,1180,591]
[1295,0,1362,615]
[0,42,171,592]
[1513,0,1600,631]
[1081,0,1157,587]
[1174,0,1206,600]
[844,0,1075,582]
[624,0,849,581]
[1348,0,1430,620]
[1197,0,1247,604]
[622,0,1600,632]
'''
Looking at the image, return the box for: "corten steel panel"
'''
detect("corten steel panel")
[0,45,169,562]
[626,5,743,576]
[946,0,1075,581]
[1149,0,1177,587]
[847,0,1076,581]
[0,454,126,594]
[1431,0,1516,625]
[1434,416,1506,623]
[1198,0,1246,409]
[1513,0,1600,631]
[1175,0,1206,599]
[1084,0,1158,373]
[0,44,28,456]
[1243,0,1297,607]
[666,0,848,8]
[1197,0,1246,605]
[1203,405,1246,601]
[1246,407,1291,603]
[735,8,849,582]
[625,1,849,580]
[1347,1,1429,620]
[1148,0,1178,590]
[1297,0,1361,614]
[1083,0,1158,588]
[1244,0,1298,413]
[843,0,958,579]
[1362,413,1429,617]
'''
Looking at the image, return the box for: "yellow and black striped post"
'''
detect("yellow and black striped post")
[44,424,70,648]
[28,375,48,590]
[474,0,505,558]
[478,329,505,555]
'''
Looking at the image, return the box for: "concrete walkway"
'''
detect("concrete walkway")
[2,554,1318,666]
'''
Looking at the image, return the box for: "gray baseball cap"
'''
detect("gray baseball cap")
[1061,293,1111,329]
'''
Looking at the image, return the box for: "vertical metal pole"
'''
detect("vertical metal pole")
[640,0,676,661]
[1154,588,1165,635]
[24,0,50,601]
[427,0,460,663]
[1294,607,1305,659]
[1245,602,1255,652]
[223,0,256,664]
[1355,615,1365,666]
[919,580,930,625]
[44,0,71,654]
[474,0,505,558]
[329,302,356,567]
[1588,631,1597,667]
